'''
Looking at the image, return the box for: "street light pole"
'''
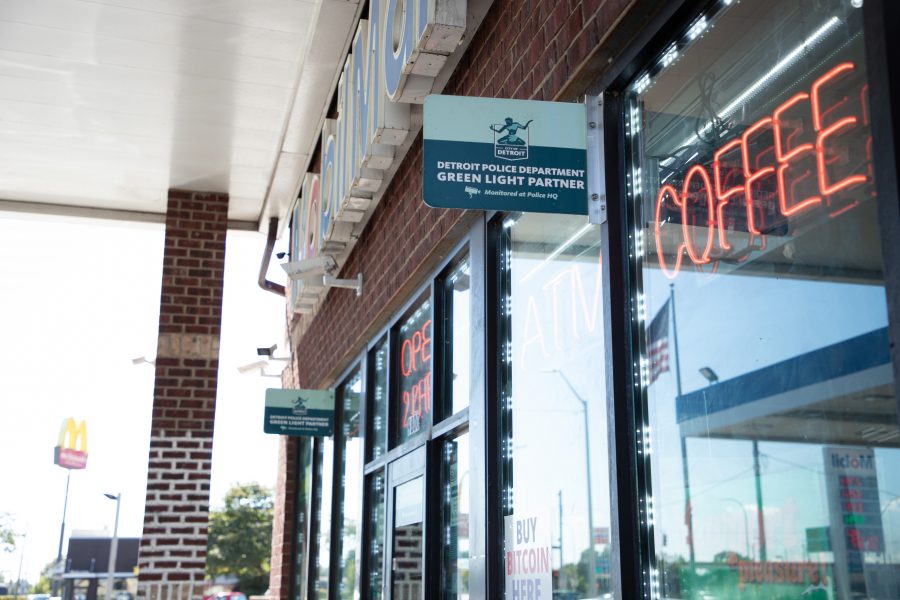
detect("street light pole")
[54,469,72,596]
[752,441,767,562]
[13,532,26,600]
[545,369,597,597]
[104,493,121,600]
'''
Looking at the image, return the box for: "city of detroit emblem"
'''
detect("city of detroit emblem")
[491,117,533,160]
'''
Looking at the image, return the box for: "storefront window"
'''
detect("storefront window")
[336,371,363,599]
[369,339,389,461]
[441,256,471,416]
[441,432,470,598]
[293,438,314,600]
[498,213,611,598]
[391,475,425,597]
[312,438,334,599]
[365,471,386,600]
[625,1,899,599]
[395,298,433,446]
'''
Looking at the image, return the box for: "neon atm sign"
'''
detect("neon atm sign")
[652,61,872,279]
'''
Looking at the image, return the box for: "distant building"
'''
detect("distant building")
[62,533,139,600]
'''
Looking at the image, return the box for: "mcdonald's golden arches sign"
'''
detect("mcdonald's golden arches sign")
[54,418,88,469]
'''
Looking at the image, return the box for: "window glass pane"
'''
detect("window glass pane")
[441,431,470,599]
[391,476,425,597]
[365,470,386,600]
[499,213,611,598]
[293,438,314,600]
[337,371,363,599]
[369,339,389,461]
[626,1,899,599]
[443,256,471,416]
[313,438,334,599]
[396,298,433,445]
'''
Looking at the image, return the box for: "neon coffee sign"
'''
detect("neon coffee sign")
[652,61,872,279]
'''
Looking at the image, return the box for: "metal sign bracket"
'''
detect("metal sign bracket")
[585,94,607,224]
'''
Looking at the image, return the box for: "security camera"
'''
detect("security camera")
[237,360,282,378]
[280,255,337,282]
[257,344,278,357]
[257,344,290,361]
[237,360,269,374]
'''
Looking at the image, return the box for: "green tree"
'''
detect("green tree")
[1,513,15,553]
[31,561,58,594]
[206,483,274,596]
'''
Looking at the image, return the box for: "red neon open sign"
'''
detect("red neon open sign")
[398,318,433,439]
[652,61,872,279]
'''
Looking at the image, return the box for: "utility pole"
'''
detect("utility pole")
[54,470,72,596]
[752,441,767,562]
[104,493,121,600]
[13,532,26,600]
[544,369,597,597]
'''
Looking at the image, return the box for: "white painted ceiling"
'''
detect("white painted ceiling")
[0,0,359,227]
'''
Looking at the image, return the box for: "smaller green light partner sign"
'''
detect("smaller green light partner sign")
[264,388,335,437]
[424,95,588,214]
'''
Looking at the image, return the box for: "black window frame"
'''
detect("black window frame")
[307,436,329,599]
[589,1,900,599]
[366,336,390,463]
[358,219,487,600]
[391,290,436,451]
[331,366,366,600]
[290,437,315,600]
[435,251,474,423]
[304,360,367,600]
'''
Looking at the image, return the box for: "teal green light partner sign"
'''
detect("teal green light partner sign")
[264,388,335,437]
[423,95,588,214]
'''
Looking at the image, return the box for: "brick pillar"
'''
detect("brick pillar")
[268,436,297,600]
[138,190,229,600]
[268,362,300,600]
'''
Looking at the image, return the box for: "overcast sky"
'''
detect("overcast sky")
[0,213,288,584]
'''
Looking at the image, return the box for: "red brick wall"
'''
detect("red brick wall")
[139,189,228,600]
[273,0,669,597]
[268,435,298,599]
[292,0,649,389]
[269,361,301,599]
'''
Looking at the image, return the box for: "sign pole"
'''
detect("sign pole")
[671,284,696,572]
[105,493,121,600]
[53,469,71,596]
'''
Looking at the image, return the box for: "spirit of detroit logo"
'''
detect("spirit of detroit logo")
[292,396,309,415]
[491,117,532,161]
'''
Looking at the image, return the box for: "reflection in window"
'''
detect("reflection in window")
[442,432,470,598]
[292,438,314,600]
[312,438,333,599]
[396,299,433,446]
[391,476,425,598]
[369,340,389,461]
[365,471,386,600]
[337,372,363,599]
[442,256,471,416]
[626,1,899,599]
[499,213,611,598]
